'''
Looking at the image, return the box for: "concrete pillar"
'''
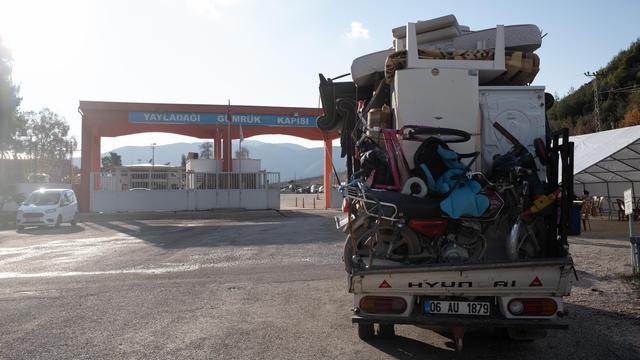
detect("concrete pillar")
[79,123,101,212]
[323,136,332,209]
[223,136,232,172]
[79,120,92,212]
[214,137,222,160]
[91,135,101,190]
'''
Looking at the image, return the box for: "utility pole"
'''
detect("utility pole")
[227,100,231,172]
[585,71,601,132]
[151,143,156,167]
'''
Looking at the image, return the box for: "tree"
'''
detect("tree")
[199,142,213,159]
[0,36,22,159]
[620,105,640,128]
[101,151,122,171]
[235,146,250,159]
[548,40,640,134]
[20,108,77,162]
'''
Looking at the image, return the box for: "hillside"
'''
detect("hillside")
[84,140,345,181]
[548,39,640,134]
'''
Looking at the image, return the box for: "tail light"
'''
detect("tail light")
[359,296,407,315]
[341,198,351,213]
[508,298,557,316]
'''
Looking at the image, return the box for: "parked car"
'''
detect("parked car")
[16,189,78,230]
[296,186,311,194]
[318,186,324,193]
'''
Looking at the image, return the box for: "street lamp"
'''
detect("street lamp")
[151,143,156,167]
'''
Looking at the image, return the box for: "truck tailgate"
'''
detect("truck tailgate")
[350,259,574,297]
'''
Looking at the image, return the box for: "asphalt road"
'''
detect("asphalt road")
[0,210,638,359]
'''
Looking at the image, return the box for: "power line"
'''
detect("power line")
[600,84,640,94]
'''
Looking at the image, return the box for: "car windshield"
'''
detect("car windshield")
[24,192,61,206]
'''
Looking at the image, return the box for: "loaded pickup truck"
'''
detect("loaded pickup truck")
[318,16,576,351]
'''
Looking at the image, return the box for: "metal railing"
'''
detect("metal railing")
[94,171,280,192]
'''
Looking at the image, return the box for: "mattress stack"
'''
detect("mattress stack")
[351,14,543,87]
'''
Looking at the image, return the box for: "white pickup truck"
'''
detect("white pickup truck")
[348,258,574,349]
[319,18,576,352]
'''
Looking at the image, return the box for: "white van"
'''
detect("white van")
[16,189,78,230]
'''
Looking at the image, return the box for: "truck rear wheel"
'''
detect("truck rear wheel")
[357,323,375,340]
[507,328,547,341]
[378,324,395,338]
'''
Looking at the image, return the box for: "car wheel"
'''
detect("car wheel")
[378,324,395,338]
[70,214,77,226]
[16,225,24,232]
[507,328,547,341]
[55,215,62,227]
[357,323,375,340]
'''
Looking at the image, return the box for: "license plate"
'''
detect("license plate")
[334,214,356,231]
[424,300,490,316]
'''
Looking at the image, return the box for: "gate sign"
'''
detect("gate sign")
[624,188,634,215]
[128,111,317,127]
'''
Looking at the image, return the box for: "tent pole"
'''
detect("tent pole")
[606,182,612,220]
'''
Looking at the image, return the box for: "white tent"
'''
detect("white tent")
[570,124,640,212]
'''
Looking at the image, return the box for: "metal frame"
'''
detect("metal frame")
[404,22,506,71]
[573,139,640,217]
[342,185,399,222]
[352,314,569,330]
[548,128,573,255]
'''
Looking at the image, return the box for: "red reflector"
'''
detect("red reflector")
[341,198,350,213]
[378,280,391,288]
[359,296,407,315]
[529,276,543,287]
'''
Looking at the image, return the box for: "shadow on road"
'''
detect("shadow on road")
[364,335,453,359]
[94,214,342,249]
[364,330,518,360]
[361,303,640,359]
[16,224,85,235]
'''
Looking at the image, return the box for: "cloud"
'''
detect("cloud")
[346,22,370,39]
[185,0,236,17]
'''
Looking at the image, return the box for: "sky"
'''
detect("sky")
[0,0,638,154]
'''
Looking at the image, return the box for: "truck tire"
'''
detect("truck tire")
[378,324,395,338]
[343,236,353,273]
[507,328,547,341]
[357,323,375,340]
